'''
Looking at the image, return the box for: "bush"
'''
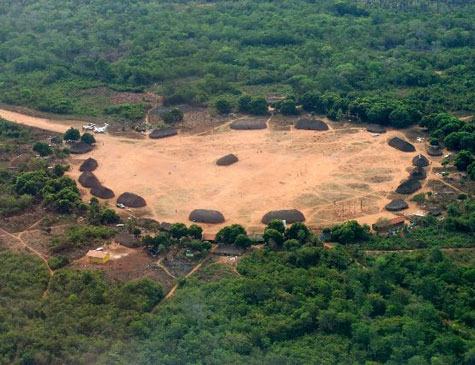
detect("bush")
[64,128,80,141]
[48,255,69,270]
[215,98,233,114]
[81,133,96,145]
[169,223,188,239]
[33,142,52,156]
[162,108,184,123]
[188,224,203,240]
[216,224,246,245]
[454,150,474,171]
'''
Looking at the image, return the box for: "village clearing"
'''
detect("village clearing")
[0,108,446,232]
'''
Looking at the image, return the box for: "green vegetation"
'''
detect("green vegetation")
[0,0,472,124]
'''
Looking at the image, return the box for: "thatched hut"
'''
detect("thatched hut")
[366,124,386,133]
[396,179,422,194]
[149,128,178,139]
[216,154,238,166]
[388,137,416,152]
[91,185,114,199]
[115,232,141,248]
[385,199,408,211]
[410,166,427,180]
[427,146,443,156]
[412,154,429,167]
[189,209,225,224]
[117,192,147,208]
[79,158,98,172]
[261,209,305,224]
[230,119,267,130]
[78,171,100,188]
[70,142,93,154]
[294,118,328,131]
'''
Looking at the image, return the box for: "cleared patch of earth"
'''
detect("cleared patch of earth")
[0,108,442,232]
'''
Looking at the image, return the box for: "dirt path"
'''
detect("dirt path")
[151,245,218,312]
[156,257,176,279]
[0,221,53,275]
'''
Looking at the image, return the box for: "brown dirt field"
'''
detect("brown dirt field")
[71,244,175,287]
[0,108,444,231]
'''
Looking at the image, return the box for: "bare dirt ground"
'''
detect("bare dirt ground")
[0,108,444,232]
[70,243,175,287]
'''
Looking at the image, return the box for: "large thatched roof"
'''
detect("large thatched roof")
[90,185,115,199]
[115,232,141,248]
[149,128,178,139]
[69,142,93,154]
[294,118,329,131]
[366,124,387,133]
[216,154,238,166]
[78,171,100,188]
[410,166,427,180]
[396,179,422,194]
[388,137,416,152]
[412,154,429,167]
[385,199,408,211]
[261,209,305,224]
[79,158,98,172]
[427,145,443,156]
[189,209,225,224]
[230,119,267,130]
[117,192,147,208]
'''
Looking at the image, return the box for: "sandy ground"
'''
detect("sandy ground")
[0,108,440,232]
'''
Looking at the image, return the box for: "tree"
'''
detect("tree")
[286,223,310,243]
[33,142,52,156]
[188,224,203,240]
[266,219,286,234]
[249,97,268,115]
[389,107,412,128]
[238,95,252,113]
[235,233,252,249]
[162,108,184,123]
[81,132,96,145]
[101,209,120,225]
[215,98,232,114]
[15,170,49,196]
[216,224,246,245]
[279,99,298,115]
[454,150,474,171]
[468,161,475,180]
[263,228,284,247]
[64,128,80,141]
[300,92,324,113]
[169,223,188,239]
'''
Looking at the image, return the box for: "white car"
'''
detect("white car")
[116,203,126,209]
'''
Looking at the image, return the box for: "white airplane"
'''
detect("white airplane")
[82,123,95,131]
[94,123,109,134]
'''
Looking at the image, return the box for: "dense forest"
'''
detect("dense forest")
[0,0,474,364]
[0,0,473,120]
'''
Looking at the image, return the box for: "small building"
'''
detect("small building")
[372,217,406,234]
[86,250,110,264]
[213,244,245,257]
[202,233,216,242]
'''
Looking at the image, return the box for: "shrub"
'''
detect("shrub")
[64,128,80,141]
[33,142,52,156]
[81,133,96,145]
[162,108,184,123]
